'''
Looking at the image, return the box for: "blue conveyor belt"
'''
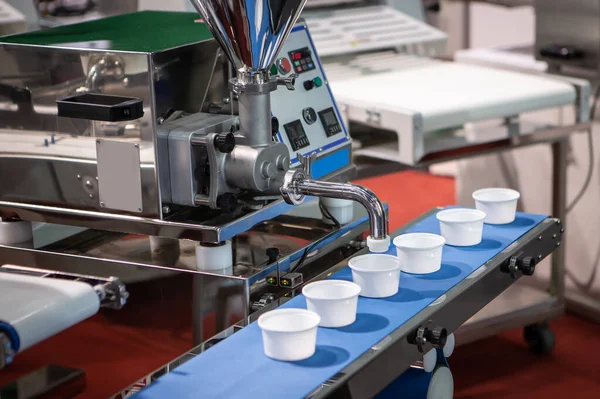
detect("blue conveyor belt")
[134,210,547,399]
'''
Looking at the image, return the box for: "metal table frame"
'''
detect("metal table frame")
[353,117,585,345]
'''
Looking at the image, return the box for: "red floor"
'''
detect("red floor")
[2,170,600,397]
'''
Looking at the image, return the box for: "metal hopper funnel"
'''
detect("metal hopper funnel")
[190,0,307,77]
[190,0,307,147]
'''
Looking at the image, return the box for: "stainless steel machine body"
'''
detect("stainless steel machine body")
[0,0,390,380]
[0,11,362,243]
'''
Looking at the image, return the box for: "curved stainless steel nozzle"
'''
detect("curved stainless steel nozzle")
[280,153,388,242]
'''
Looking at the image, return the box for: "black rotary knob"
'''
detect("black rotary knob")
[214,132,235,153]
[519,256,536,276]
[303,80,315,91]
[271,117,279,138]
[266,247,280,263]
[424,326,447,349]
[216,193,237,213]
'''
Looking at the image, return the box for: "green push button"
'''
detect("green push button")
[270,64,278,76]
[313,77,323,87]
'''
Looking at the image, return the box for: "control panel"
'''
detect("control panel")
[270,24,349,165]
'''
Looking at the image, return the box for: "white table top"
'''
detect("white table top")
[328,60,575,132]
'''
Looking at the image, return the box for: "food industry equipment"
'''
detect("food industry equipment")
[0,0,564,397]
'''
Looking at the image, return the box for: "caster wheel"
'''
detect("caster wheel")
[524,323,555,355]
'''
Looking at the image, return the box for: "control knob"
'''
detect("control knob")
[302,108,317,125]
[214,132,235,153]
[409,325,448,353]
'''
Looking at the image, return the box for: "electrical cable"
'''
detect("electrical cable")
[566,84,600,214]
[289,199,341,273]
[565,84,600,290]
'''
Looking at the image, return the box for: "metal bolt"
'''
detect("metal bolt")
[77,174,82,180]
[95,176,99,181]
[162,206,171,214]
[557,242,561,247]
[157,117,165,125]
[96,139,101,144]
[552,234,557,239]
[100,202,105,207]
[89,194,94,199]
[85,180,93,189]
[538,254,542,260]
[560,228,564,233]
[538,236,542,240]
[134,144,139,148]
[556,220,561,225]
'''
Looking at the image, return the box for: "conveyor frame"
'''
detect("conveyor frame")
[119,209,562,398]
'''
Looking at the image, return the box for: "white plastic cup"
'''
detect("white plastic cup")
[393,233,445,274]
[303,280,361,327]
[436,208,486,247]
[348,254,401,298]
[472,188,520,225]
[257,308,320,361]
[321,198,354,225]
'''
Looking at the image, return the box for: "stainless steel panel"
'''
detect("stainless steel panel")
[0,45,160,217]
[96,139,143,213]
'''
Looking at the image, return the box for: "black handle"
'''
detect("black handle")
[57,93,143,122]
[539,45,584,60]
[0,83,31,104]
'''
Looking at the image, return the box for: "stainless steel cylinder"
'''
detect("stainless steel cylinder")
[224,143,289,193]
[238,92,272,147]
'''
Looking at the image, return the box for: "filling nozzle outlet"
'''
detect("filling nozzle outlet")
[280,153,389,252]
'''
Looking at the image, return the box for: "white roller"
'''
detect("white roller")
[321,198,354,225]
[195,241,233,272]
[0,219,32,245]
[423,348,437,373]
[427,366,454,399]
[443,333,455,358]
[0,271,100,352]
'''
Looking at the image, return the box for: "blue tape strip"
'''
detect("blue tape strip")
[0,321,20,352]
[134,210,547,399]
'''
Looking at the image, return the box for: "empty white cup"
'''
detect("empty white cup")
[257,308,320,361]
[472,188,520,225]
[436,208,486,247]
[303,280,361,327]
[393,233,445,274]
[348,254,401,298]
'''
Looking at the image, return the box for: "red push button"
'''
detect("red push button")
[277,57,292,74]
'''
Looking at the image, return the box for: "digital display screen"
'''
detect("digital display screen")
[318,107,342,137]
[322,110,338,126]
[284,120,310,151]
[288,47,316,74]
[285,120,303,139]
